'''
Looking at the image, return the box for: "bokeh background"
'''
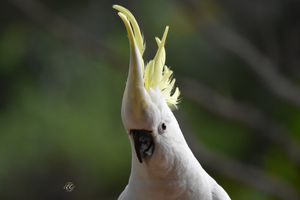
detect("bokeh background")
[1,0,300,199]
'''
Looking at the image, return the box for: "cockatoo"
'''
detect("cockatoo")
[113,5,231,200]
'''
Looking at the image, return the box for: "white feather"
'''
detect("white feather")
[113,5,231,200]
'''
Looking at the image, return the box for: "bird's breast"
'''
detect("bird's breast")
[127,175,203,200]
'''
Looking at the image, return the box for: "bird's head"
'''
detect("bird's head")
[114,5,183,174]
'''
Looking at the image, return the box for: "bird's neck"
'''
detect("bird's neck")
[127,143,205,199]
[130,140,196,180]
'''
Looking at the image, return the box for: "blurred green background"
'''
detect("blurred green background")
[1,0,300,199]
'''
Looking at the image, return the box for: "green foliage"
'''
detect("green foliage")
[0,24,26,71]
[0,31,130,199]
[182,99,252,158]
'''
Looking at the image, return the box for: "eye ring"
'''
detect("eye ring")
[158,122,167,134]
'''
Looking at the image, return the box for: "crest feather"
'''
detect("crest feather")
[113,5,180,109]
[113,5,145,71]
[144,27,180,109]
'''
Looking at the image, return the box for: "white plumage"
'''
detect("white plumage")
[113,5,231,200]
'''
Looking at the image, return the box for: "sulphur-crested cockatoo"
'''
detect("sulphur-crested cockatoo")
[113,5,231,200]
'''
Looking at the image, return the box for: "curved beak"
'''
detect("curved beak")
[114,6,156,164]
[131,129,154,163]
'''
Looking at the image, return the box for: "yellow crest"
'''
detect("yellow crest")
[114,5,180,109]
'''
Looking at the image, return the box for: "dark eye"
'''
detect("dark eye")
[162,123,167,130]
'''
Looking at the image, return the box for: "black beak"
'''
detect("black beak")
[131,129,155,163]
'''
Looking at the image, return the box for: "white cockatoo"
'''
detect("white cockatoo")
[113,5,231,200]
